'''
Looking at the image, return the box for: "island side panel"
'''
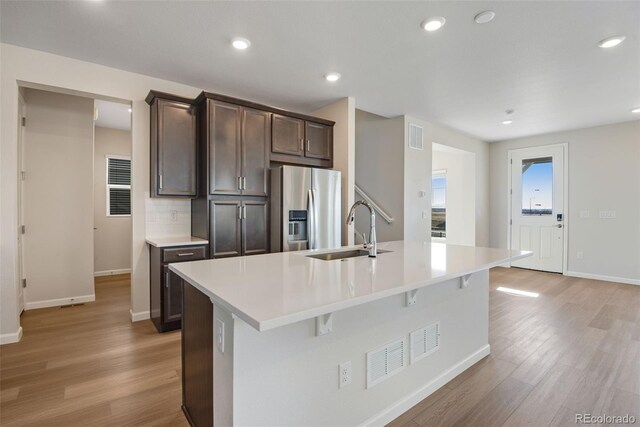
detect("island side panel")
[182,281,214,426]
[230,271,490,426]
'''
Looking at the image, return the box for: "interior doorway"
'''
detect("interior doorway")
[17,86,132,312]
[508,144,568,273]
[431,143,476,246]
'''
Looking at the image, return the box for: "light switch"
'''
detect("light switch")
[215,318,225,353]
[422,211,429,219]
[599,211,616,219]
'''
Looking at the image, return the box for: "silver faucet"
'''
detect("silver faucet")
[346,200,377,257]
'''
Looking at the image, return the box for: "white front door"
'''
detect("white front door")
[17,93,26,314]
[510,145,566,273]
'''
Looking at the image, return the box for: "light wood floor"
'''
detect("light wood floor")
[0,274,188,427]
[389,267,640,427]
[1,270,638,426]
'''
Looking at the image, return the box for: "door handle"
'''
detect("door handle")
[307,189,315,249]
[556,224,563,228]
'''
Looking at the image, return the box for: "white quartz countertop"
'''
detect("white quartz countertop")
[145,236,209,248]
[170,241,530,332]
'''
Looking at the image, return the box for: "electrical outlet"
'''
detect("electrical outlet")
[576,251,584,259]
[339,361,352,388]
[215,318,225,353]
[170,210,178,223]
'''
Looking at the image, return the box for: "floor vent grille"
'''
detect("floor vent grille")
[366,337,406,388]
[410,322,440,364]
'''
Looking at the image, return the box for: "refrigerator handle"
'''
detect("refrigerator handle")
[307,188,315,250]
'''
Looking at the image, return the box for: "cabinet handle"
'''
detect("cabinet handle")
[238,205,242,219]
[165,270,170,288]
[306,139,311,152]
[300,138,304,152]
[242,205,247,219]
[237,176,242,190]
[242,176,247,190]
[177,252,194,257]
[159,174,163,189]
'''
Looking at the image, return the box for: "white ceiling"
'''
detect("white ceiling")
[94,99,131,131]
[2,1,638,141]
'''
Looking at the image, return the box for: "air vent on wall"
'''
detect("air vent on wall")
[408,123,424,150]
[366,338,406,388]
[410,322,440,364]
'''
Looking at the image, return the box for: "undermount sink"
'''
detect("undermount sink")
[306,249,391,261]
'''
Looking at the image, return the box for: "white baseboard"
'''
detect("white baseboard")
[25,294,95,310]
[94,268,131,277]
[130,309,150,322]
[565,271,639,286]
[361,344,491,427]
[0,327,23,345]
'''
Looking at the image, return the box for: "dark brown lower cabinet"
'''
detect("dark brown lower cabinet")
[210,198,268,259]
[181,280,213,427]
[149,244,207,333]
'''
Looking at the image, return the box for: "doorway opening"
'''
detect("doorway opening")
[17,86,132,317]
[508,144,568,273]
[431,143,476,246]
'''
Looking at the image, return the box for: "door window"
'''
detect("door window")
[521,157,552,216]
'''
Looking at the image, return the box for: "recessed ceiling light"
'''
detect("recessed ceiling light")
[474,11,495,24]
[231,37,251,50]
[632,107,640,113]
[325,72,341,82]
[597,35,625,48]
[421,17,446,32]
[502,120,513,125]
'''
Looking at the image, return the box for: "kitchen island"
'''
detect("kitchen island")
[170,241,530,426]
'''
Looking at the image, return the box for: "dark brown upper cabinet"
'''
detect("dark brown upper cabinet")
[271,116,334,168]
[304,121,332,160]
[203,98,270,197]
[272,114,304,157]
[208,100,242,195]
[146,91,197,198]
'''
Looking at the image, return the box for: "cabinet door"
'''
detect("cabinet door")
[242,108,270,197]
[163,266,182,323]
[242,200,269,256]
[157,99,196,196]
[210,200,242,258]
[209,100,242,195]
[304,121,332,160]
[272,114,304,156]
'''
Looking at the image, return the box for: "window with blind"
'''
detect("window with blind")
[106,156,131,216]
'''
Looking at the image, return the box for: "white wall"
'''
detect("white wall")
[312,98,356,246]
[403,116,432,242]
[426,122,490,247]
[221,272,490,426]
[22,88,96,309]
[489,120,640,283]
[1,43,203,339]
[432,144,476,246]
[94,126,132,275]
[354,110,405,242]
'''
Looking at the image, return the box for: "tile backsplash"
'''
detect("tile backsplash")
[145,197,191,238]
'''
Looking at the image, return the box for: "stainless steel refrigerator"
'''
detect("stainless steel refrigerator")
[271,166,341,252]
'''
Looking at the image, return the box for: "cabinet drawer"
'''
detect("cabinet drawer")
[163,246,207,263]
